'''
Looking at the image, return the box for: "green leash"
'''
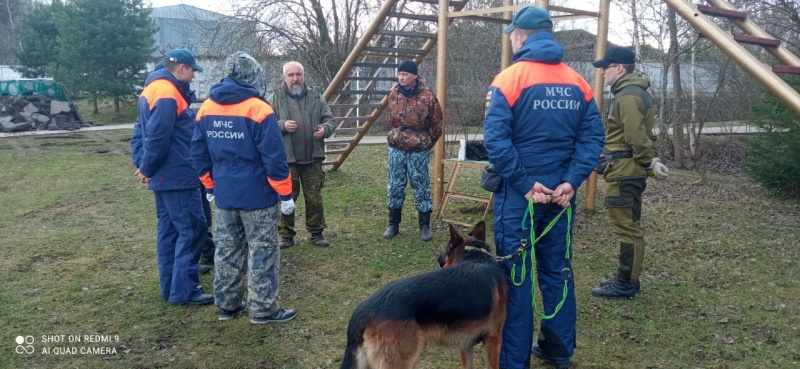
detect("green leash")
[509,197,572,320]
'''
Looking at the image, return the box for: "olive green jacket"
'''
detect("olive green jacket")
[602,73,659,181]
[266,84,335,164]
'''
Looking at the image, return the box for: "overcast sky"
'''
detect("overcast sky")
[148,0,633,45]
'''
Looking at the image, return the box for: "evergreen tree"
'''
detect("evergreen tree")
[51,0,154,114]
[14,0,63,78]
[743,76,800,198]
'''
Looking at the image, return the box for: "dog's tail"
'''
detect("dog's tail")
[340,309,369,369]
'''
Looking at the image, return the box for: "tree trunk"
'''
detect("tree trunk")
[668,8,684,168]
[114,96,120,115]
[92,95,98,115]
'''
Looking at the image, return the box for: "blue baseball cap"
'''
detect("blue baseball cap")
[164,48,204,72]
[503,6,553,34]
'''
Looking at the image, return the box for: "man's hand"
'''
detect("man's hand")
[284,120,297,133]
[647,157,670,180]
[134,168,150,184]
[525,182,554,204]
[551,182,574,208]
[313,125,325,139]
[280,199,295,215]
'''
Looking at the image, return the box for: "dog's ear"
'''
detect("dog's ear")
[469,221,486,242]
[448,223,462,245]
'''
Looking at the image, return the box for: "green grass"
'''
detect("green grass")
[73,96,138,125]
[1,131,799,368]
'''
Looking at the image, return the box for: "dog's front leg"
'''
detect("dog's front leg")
[460,348,474,369]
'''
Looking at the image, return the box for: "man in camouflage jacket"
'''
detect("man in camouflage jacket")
[383,60,443,241]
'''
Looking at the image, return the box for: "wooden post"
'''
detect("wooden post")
[585,0,611,211]
[501,0,512,69]
[433,0,449,212]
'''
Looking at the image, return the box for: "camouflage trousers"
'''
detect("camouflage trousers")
[214,204,282,317]
[605,178,647,282]
[279,162,326,237]
[387,147,432,212]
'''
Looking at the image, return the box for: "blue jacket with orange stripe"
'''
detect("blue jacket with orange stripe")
[131,69,201,191]
[191,78,292,210]
[484,31,604,195]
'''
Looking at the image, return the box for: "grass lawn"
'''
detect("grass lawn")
[1,130,798,368]
[73,96,138,126]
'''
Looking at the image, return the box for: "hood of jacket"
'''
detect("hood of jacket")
[210,77,261,105]
[612,73,651,94]
[511,31,564,65]
[144,69,193,102]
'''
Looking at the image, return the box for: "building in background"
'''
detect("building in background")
[149,4,260,99]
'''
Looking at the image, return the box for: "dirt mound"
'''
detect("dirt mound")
[0,95,90,133]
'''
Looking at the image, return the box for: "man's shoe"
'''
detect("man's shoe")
[198,263,213,275]
[173,293,214,306]
[599,278,640,293]
[280,237,294,249]
[531,343,570,369]
[591,279,639,298]
[250,308,297,324]
[310,233,330,247]
[218,303,247,321]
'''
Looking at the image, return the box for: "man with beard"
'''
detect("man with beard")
[267,62,336,249]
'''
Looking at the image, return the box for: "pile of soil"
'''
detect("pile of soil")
[0,95,90,133]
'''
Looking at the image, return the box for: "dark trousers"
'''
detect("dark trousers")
[198,186,216,264]
[154,188,207,302]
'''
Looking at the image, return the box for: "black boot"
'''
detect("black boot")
[383,208,402,239]
[591,279,639,298]
[418,211,432,241]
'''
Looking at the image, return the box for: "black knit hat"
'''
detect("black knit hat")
[398,60,418,75]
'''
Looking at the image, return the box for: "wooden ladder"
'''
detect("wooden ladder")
[663,0,800,114]
[322,0,471,171]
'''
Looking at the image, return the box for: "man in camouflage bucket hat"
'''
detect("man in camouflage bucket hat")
[192,51,297,324]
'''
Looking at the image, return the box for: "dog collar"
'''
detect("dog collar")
[464,245,491,255]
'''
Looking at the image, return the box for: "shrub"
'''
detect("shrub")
[743,76,800,198]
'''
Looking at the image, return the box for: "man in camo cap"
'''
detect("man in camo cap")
[192,51,297,324]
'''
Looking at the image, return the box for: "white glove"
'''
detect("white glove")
[280,199,295,215]
[647,157,670,179]
[206,192,215,203]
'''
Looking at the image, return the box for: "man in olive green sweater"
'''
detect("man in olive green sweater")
[591,47,669,298]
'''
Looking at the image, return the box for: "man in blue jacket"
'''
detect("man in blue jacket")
[192,51,297,324]
[130,49,213,305]
[484,6,605,369]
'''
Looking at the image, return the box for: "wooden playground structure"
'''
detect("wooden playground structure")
[320,0,800,216]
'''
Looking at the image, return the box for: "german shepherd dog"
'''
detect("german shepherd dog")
[340,221,507,369]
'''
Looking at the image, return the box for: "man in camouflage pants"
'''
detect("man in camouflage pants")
[192,51,297,323]
[267,61,336,249]
[382,60,443,241]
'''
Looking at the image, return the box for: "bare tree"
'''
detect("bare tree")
[230,0,382,85]
[0,0,28,63]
